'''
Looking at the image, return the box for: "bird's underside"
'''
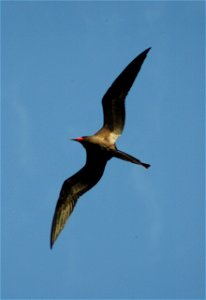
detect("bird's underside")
[50,48,151,248]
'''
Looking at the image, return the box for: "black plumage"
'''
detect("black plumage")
[50,48,151,248]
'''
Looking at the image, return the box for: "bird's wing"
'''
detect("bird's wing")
[50,149,108,248]
[96,48,151,143]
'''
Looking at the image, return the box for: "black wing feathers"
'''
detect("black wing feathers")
[50,48,151,248]
[50,148,109,248]
[100,47,151,137]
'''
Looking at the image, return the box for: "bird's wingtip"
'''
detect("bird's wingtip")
[145,47,152,54]
[50,231,56,249]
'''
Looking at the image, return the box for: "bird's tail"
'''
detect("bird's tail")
[112,149,150,169]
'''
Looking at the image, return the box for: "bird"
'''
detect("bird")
[50,47,151,248]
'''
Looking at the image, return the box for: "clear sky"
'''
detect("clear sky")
[2,1,205,299]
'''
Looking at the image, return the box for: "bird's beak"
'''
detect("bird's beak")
[70,137,84,142]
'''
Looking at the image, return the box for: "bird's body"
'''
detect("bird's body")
[50,48,151,248]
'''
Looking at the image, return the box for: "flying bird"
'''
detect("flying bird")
[50,48,151,248]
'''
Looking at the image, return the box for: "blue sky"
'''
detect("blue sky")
[1,1,205,299]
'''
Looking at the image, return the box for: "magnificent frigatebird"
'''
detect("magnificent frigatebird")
[50,48,151,248]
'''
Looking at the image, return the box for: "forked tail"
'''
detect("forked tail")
[112,149,150,169]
